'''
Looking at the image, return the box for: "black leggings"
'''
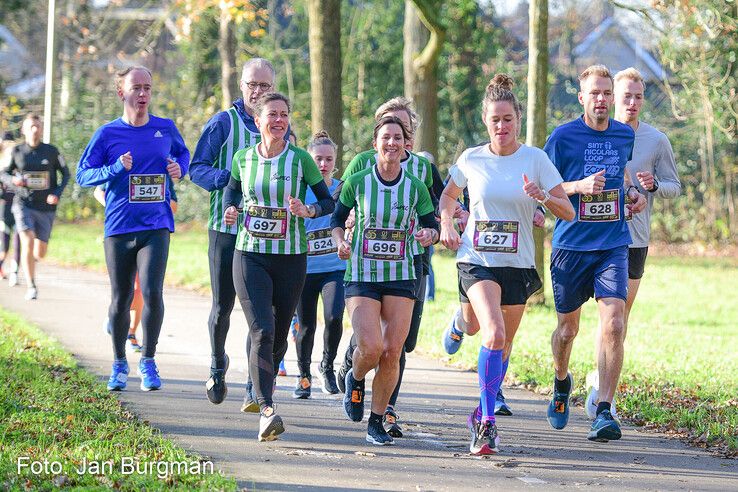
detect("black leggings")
[207,229,237,369]
[233,250,306,408]
[342,254,427,407]
[104,228,170,360]
[295,269,345,377]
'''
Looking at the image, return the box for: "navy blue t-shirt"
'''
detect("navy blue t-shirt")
[544,116,634,251]
[76,115,190,237]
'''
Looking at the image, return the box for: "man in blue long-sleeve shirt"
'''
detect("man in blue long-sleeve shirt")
[190,57,288,407]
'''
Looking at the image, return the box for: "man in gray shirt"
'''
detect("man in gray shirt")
[585,67,681,420]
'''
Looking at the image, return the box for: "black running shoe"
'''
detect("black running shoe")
[319,368,339,394]
[366,419,394,445]
[343,369,365,422]
[206,354,229,404]
[292,376,311,399]
[469,421,500,455]
[258,406,285,442]
[383,408,403,438]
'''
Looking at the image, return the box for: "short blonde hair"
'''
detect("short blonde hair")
[578,64,613,89]
[374,97,418,133]
[614,67,646,91]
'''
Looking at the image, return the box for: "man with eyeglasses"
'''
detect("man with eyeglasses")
[190,58,289,407]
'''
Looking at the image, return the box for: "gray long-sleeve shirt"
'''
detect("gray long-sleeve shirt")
[626,122,682,248]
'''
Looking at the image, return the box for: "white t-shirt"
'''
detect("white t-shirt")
[450,144,563,268]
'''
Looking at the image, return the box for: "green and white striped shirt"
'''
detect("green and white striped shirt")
[231,143,323,254]
[342,149,433,256]
[209,107,261,234]
[339,166,434,282]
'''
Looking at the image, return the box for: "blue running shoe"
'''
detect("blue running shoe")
[343,369,365,422]
[587,409,622,442]
[241,379,260,413]
[138,358,161,391]
[494,388,513,416]
[278,359,287,377]
[107,361,129,391]
[547,373,572,430]
[442,309,464,355]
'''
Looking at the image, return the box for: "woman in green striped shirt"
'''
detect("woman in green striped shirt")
[330,116,439,445]
[222,92,334,442]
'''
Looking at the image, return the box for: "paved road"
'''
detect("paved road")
[1,265,736,491]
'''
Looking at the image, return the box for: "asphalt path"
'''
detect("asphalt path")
[1,265,736,491]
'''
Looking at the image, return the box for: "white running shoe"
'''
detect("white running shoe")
[24,286,38,300]
[585,370,617,420]
[8,271,18,287]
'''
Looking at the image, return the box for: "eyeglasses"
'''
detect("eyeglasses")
[244,81,272,91]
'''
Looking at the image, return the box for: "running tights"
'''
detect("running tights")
[295,269,345,377]
[207,229,237,369]
[233,250,306,408]
[104,228,170,360]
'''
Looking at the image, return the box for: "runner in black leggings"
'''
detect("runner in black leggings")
[223,92,333,442]
[77,66,190,392]
[292,131,345,399]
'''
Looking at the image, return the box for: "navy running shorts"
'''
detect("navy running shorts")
[550,245,628,314]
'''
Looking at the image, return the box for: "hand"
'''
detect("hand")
[336,238,351,260]
[578,169,606,194]
[533,208,545,227]
[166,157,181,180]
[523,173,545,201]
[345,209,356,230]
[46,194,59,205]
[119,152,133,171]
[224,205,239,226]
[11,175,25,187]
[636,171,655,191]
[440,221,462,251]
[414,228,436,247]
[628,191,647,214]
[288,195,310,217]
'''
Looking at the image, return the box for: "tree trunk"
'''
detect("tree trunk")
[308,0,343,166]
[218,6,237,110]
[404,1,445,159]
[526,0,548,305]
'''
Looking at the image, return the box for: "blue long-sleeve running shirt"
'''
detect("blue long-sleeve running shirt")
[77,115,190,237]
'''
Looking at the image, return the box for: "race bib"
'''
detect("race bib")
[24,171,50,190]
[129,174,165,203]
[473,220,519,253]
[362,227,405,261]
[579,189,620,222]
[307,227,336,256]
[244,205,287,239]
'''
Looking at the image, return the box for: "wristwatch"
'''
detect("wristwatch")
[307,204,316,217]
[537,190,551,204]
[648,179,659,192]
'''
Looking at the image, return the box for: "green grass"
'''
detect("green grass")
[417,250,738,455]
[45,222,738,454]
[0,308,237,491]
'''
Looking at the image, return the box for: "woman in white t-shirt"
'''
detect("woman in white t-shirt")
[439,74,574,455]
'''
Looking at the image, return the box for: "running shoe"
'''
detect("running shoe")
[469,420,500,455]
[206,354,230,405]
[467,405,480,432]
[547,373,572,430]
[258,406,285,442]
[107,360,129,391]
[337,359,348,394]
[319,367,339,394]
[366,419,394,445]
[343,369,365,422]
[241,380,260,413]
[138,358,161,391]
[442,308,464,355]
[383,408,403,438]
[24,286,37,300]
[587,409,622,442]
[278,359,287,377]
[0,265,5,279]
[293,376,311,399]
[494,388,512,416]
[126,334,142,352]
[8,271,18,287]
[584,370,618,420]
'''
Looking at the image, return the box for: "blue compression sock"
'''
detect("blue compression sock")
[478,346,503,424]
